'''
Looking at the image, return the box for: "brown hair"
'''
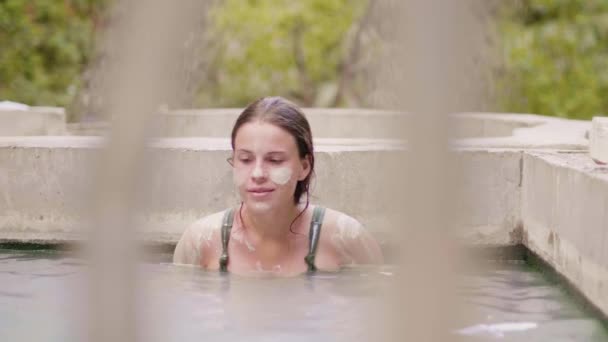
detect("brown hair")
[231,96,315,205]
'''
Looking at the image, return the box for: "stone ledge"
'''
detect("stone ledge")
[452,113,590,150]
[522,151,608,316]
[0,107,66,136]
[449,112,549,139]
[65,111,592,152]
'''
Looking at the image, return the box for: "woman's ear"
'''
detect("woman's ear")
[298,155,311,181]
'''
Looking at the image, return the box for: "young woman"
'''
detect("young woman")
[173,96,383,275]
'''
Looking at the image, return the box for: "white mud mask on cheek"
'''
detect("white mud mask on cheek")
[269,167,292,185]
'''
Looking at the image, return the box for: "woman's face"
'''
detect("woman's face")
[232,121,310,212]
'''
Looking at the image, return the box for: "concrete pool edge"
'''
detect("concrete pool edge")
[0,238,528,264]
[524,247,608,326]
[521,151,608,318]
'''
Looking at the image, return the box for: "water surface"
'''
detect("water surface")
[0,250,606,341]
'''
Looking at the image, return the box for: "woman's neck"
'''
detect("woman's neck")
[240,202,305,241]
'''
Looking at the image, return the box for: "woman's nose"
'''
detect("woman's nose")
[251,163,267,180]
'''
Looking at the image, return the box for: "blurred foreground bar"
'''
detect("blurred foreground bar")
[81,1,207,341]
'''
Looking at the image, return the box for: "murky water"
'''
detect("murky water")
[0,249,606,341]
[458,261,608,341]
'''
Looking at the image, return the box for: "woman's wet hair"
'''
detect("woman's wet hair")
[231,96,315,205]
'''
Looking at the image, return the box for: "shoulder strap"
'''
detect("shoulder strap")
[304,206,326,273]
[219,208,235,272]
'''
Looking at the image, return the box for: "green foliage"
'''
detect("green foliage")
[197,0,369,108]
[0,0,368,110]
[0,0,104,106]
[14,0,607,120]
[498,0,608,119]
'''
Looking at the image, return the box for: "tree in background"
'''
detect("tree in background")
[0,0,105,107]
[498,0,608,119]
[196,0,373,108]
[6,0,608,120]
[1,0,374,120]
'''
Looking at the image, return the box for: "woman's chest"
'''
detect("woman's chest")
[201,235,341,275]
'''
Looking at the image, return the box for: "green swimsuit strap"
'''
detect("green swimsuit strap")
[219,206,326,273]
[219,208,235,272]
[304,206,326,273]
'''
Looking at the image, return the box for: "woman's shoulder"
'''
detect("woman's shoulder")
[318,207,366,239]
[317,206,383,264]
[173,209,231,265]
[187,209,228,235]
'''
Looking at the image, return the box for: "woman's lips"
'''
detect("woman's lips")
[247,188,275,198]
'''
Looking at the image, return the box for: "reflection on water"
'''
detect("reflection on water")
[457,261,608,341]
[0,250,606,341]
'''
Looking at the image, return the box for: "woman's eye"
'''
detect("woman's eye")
[268,159,284,164]
[238,158,252,163]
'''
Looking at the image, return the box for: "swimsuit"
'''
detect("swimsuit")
[218,206,326,273]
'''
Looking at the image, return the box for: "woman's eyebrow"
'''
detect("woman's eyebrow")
[266,151,288,156]
[235,149,253,154]
[234,149,287,155]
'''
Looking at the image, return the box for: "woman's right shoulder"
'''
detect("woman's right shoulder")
[173,209,231,265]
[186,209,228,237]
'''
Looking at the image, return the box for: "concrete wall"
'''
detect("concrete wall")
[1,110,589,248]
[452,148,522,245]
[0,136,520,247]
[0,107,66,136]
[0,137,406,244]
[521,151,608,315]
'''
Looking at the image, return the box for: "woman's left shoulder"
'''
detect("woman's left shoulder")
[317,206,384,265]
[318,207,365,236]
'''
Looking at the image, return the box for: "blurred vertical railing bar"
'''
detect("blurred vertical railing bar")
[377,0,487,341]
[85,1,207,341]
